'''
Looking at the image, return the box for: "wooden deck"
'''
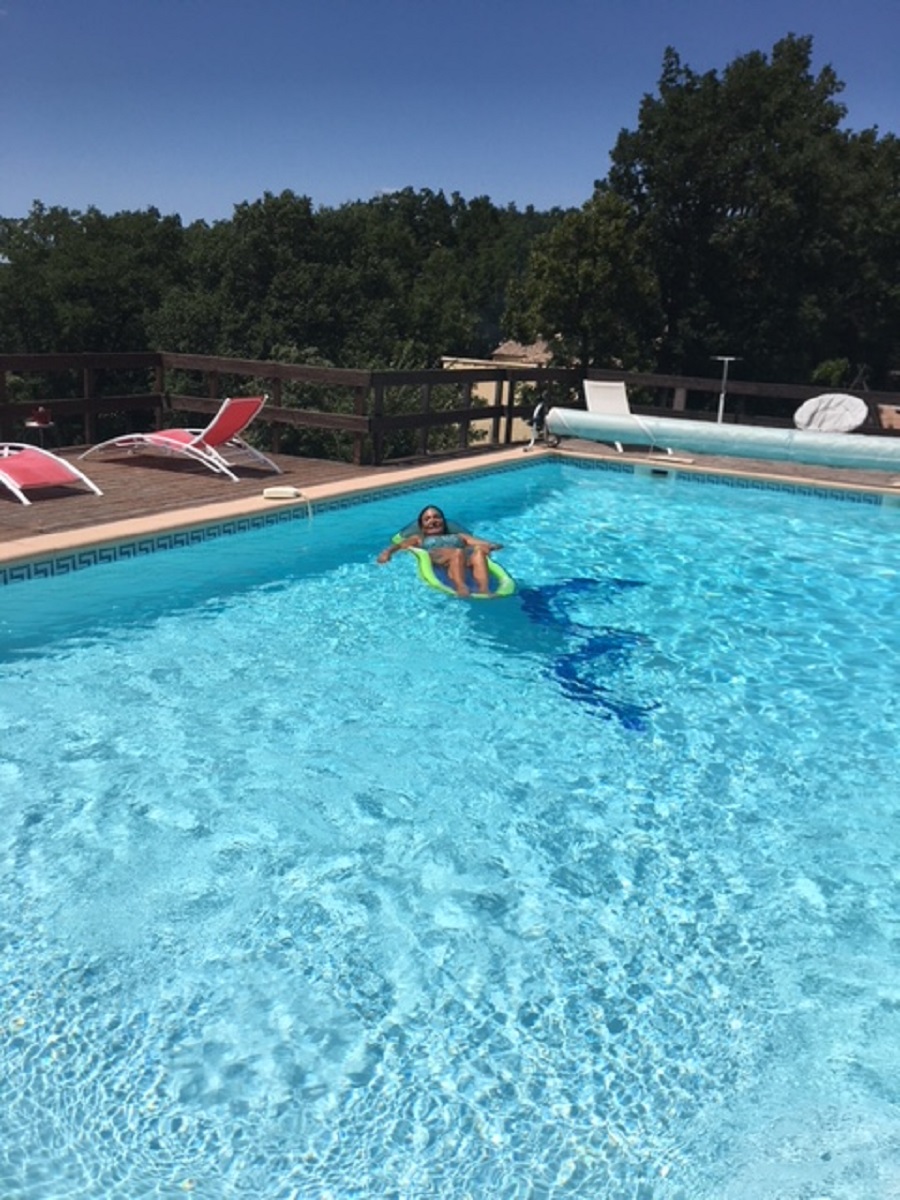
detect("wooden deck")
[2,440,899,553]
[0,447,398,541]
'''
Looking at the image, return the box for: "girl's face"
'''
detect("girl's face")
[419,508,446,534]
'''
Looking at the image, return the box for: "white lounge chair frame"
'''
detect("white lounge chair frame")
[81,395,282,482]
[583,380,675,457]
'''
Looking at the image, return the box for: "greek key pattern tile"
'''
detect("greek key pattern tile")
[0,456,885,586]
[0,460,535,587]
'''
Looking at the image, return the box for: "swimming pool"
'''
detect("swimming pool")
[2,459,899,1198]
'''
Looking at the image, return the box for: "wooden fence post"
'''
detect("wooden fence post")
[458,380,472,451]
[372,383,385,464]
[491,376,505,445]
[419,383,432,456]
[268,379,283,452]
[352,385,367,465]
[83,365,96,444]
[0,372,9,442]
[154,363,165,428]
[503,374,516,444]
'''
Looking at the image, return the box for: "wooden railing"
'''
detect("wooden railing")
[1,352,898,465]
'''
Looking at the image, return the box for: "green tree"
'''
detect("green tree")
[811,131,900,385]
[607,34,899,384]
[0,202,186,354]
[505,187,660,367]
[1,188,567,378]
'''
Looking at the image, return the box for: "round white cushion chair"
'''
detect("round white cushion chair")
[794,393,869,433]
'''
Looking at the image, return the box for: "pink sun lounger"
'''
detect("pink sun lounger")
[80,395,281,482]
[0,443,103,505]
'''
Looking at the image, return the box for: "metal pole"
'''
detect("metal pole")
[712,355,738,424]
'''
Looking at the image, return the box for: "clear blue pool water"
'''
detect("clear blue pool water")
[2,460,899,1199]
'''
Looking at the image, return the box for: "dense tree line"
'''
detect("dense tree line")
[1,34,898,390]
[510,35,900,387]
[0,190,559,372]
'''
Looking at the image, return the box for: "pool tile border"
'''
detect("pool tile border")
[0,451,893,586]
[628,461,885,504]
[0,457,537,586]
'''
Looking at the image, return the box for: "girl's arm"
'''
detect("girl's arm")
[377,535,421,563]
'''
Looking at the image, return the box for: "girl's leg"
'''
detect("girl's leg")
[431,549,470,596]
[468,548,491,594]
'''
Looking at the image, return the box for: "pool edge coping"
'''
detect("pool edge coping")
[0,448,546,570]
[2,443,898,580]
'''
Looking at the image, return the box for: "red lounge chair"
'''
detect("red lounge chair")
[0,443,103,506]
[80,395,281,482]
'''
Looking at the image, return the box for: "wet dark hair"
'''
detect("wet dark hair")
[417,505,447,531]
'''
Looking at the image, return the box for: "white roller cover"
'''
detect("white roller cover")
[794,393,869,432]
[545,408,900,472]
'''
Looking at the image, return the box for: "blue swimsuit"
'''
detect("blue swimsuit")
[422,533,466,551]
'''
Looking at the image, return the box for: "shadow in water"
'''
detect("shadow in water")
[468,577,659,731]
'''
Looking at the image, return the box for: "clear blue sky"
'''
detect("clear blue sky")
[3,0,897,224]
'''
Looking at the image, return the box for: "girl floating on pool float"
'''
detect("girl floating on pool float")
[376,504,512,598]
